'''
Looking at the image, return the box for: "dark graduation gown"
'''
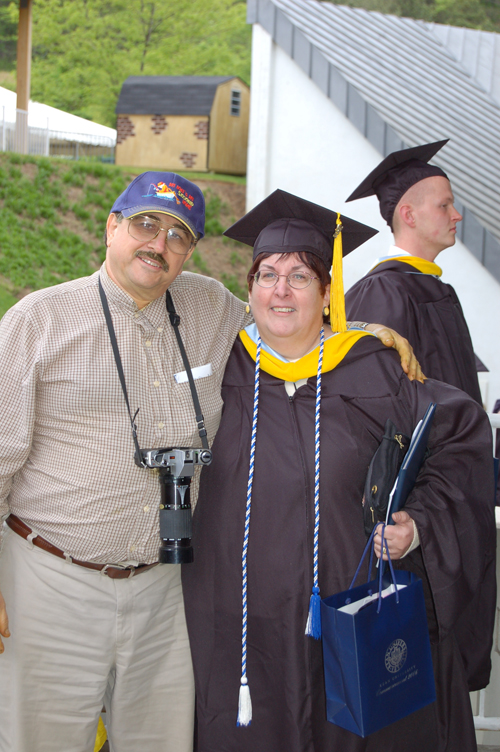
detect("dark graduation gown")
[182,335,495,752]
[344,258,482,404]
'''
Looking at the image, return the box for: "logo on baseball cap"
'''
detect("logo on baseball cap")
[110,172,205,238]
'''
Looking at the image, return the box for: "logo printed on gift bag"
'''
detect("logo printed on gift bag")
[385,639,408,673]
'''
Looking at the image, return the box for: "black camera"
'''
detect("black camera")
[137,448,212,564]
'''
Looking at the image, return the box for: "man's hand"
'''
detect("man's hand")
[374,512,415,561]
[365,324,425,383]
[0,588,9,654]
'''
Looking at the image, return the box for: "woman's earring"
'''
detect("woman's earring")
[245,304,251,314]
[323,306,330,317]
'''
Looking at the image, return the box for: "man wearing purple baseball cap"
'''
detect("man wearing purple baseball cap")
[0,171,251,752]
[0,171,418,752]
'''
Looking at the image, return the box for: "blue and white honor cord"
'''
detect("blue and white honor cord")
[304,327,324,639]
[237,334,261,727]
[237,328,325,727]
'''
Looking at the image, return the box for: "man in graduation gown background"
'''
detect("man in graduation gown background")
[344,140,482,404]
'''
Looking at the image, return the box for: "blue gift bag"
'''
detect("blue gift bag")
[321,527,436,737]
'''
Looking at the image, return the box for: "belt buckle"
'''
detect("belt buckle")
[100,564,136,578]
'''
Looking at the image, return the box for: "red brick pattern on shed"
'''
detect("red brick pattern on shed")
[116,116,135,145]
[194,121,209,140]
[151,115,168,134]
[179,153,197,168]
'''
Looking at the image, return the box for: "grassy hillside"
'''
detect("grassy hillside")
[0,153,251,317]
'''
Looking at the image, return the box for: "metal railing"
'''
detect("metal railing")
[0,107,115,161]
[472,412,500,736]
[489,413,500,434]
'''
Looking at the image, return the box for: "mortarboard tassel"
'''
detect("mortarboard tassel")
[330,214,347,334]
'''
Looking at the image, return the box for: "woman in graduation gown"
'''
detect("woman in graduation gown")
[182,190,495,752]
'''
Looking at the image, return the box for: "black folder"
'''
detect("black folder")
[386,403,436,525]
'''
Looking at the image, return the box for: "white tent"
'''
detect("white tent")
[0,86,116,145]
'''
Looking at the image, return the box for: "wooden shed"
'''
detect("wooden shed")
[115,76,250,175]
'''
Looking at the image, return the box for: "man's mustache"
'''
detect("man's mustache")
[135,251,169,272]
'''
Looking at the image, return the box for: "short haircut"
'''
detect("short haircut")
[393,179,433,235]
[103,211,124,246]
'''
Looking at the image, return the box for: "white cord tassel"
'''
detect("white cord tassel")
[237,337,261,729]
[237,677,252,726]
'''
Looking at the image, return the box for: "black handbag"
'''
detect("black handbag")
[362,420,410,537]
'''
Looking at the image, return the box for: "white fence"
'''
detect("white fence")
[0,107,115,161]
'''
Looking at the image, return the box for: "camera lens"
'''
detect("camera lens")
[159,534,193,564]
[158,473,194,564]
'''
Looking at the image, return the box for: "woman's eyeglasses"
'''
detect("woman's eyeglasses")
[251,270,319,289]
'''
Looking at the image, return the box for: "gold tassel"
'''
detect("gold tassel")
[330,214,347,333]
[94,717,107,752]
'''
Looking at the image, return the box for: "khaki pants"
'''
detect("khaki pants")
[0,527,194,752]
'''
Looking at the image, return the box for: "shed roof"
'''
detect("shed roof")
[247,0,500,280]
[116,76,240,116]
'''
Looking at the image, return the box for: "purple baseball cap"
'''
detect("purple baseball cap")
[110,171,205,238]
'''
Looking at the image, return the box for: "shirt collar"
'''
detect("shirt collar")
[390,245,410,257]
[243,323,339,363]
[99,262,168,327]
[367,245,411,274]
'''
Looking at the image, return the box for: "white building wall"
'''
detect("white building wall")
[247,24,500,411]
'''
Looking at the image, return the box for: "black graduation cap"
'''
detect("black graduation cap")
[224,189,378,333]
[223,189,378,268]
[345,140,449,228]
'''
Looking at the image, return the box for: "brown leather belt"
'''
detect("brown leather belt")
[6,514,158,579]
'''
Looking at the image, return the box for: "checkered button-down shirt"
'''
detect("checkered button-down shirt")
[0,264,247,564]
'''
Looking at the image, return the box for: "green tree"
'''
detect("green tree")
[433,0,495,28]
[0,0,17,74]
[327,0,500,28]
[28,0,251,127]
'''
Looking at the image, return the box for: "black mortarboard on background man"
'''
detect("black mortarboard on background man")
[345,140,450,228]
[224,189,378,332]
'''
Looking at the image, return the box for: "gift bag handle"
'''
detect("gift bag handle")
[349,524,399,613]
[377,526,398,613]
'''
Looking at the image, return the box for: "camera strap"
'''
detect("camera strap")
[165,290,209,450]
[98,277,209,467]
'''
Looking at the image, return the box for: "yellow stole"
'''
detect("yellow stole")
[239,329,372,381]
[372,256,442,277]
